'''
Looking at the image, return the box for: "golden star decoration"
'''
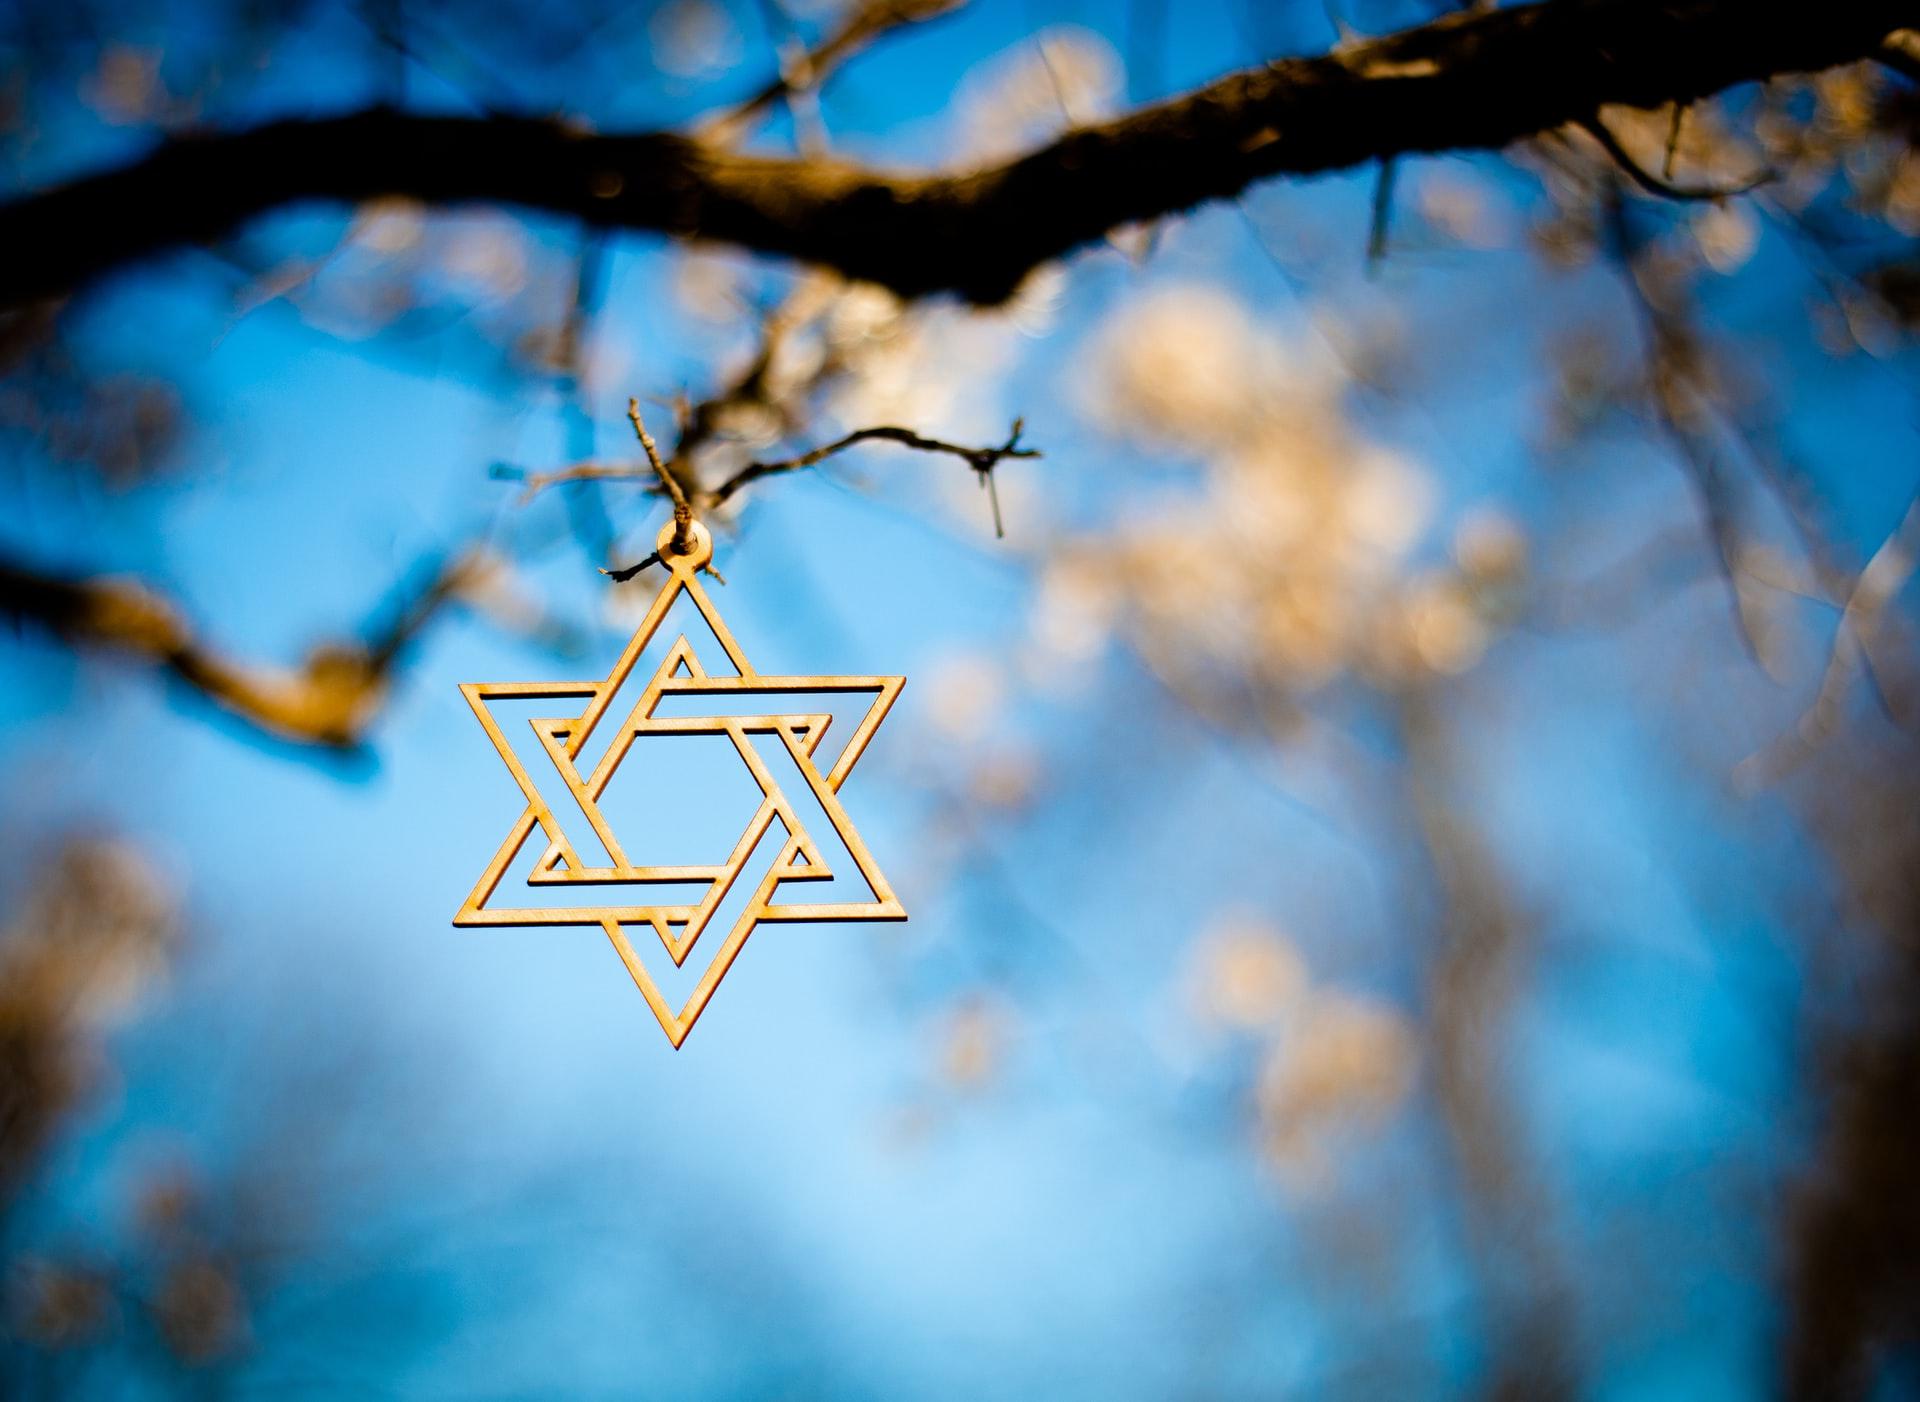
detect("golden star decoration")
[453,521,905,1046]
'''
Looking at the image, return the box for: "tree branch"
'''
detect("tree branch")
[593,418,1038,578]
[1,0,1908,307]
[626,396,693,555]
[1578,112,1772,201]
[0,559,396,747]
[0,548,580,749]
[697,0,969,145]
[703,419,1038,510]
[509,460,666,503]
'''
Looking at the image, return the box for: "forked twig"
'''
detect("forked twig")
[564,410,1040,580]
[696,0,967,145]
[1580,113,1773,202]
[706,418,1039,534]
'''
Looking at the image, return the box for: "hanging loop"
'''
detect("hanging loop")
[655,517,713,572]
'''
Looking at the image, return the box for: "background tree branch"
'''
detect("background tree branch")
[1,0,1909,308]
[695,0,969,145]
[0,560,401,747]
[0,550,577,749]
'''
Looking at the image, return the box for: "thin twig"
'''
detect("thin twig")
[705,419,1040,527]
[555,232,617,560]
[1366,156,1397,273]
[697,0,967,145]
[599,550,662,583]
[628,396,694,555]
[594,417,1038,579]
[1663,102,1687,180]
[1600,181,1771,666]
[510,461,665,503]
[1581,113,1773,202]
[673,278,831,464]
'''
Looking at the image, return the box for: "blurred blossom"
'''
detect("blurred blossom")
[955,28,1122,163]
[1539,330,1620,443]
[230,201,573,352]
[1058,284,1493,702]
[763,330,828,410]
[1087,285,1277,449]
[49,376,182,485]
[3,839,175,1032]
[1692,201,1759,274]
[1340,448,1433,556]
[1181,910,1418,1190]
[8,1259,114,1349]
[1386,573,1491,678]
[1187,917,1307,1032]
[439,218,530,299]
[650,0,743,78]
[967,747,1038,810]
[0,839,176,1203]
[826,283,906,351]
[672,250,750,324]
[350,197,428,257]
[1257,993,1417,1190]
[1882,152,1920,236]
[1452,508,1528,590]
[449,548,581,653]
[824,297,1016,437]
[81,47,162,125]
[1416,168,1514,250]
[1528,196,1600,270]
[1004,265,1068,338]
[152,1257,248,1364]
[1029,557,1121,665]
[1758,68,1891,210]
[1813,289,1903,359]
[936,997,1011,1091]
[1522,97,1770,275]
[133,1158,201,1240]
[922,651,1006,743]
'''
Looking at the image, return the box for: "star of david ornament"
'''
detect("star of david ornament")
[454,518,905,1046]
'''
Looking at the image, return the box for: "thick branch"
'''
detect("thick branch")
[1,0,1909,306]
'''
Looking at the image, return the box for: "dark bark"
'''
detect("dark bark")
[0,0,1911,306]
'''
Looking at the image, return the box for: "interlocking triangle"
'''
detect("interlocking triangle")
[453,520,905,1047]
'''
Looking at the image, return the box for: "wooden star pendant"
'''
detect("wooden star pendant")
[454,521,905,1047]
